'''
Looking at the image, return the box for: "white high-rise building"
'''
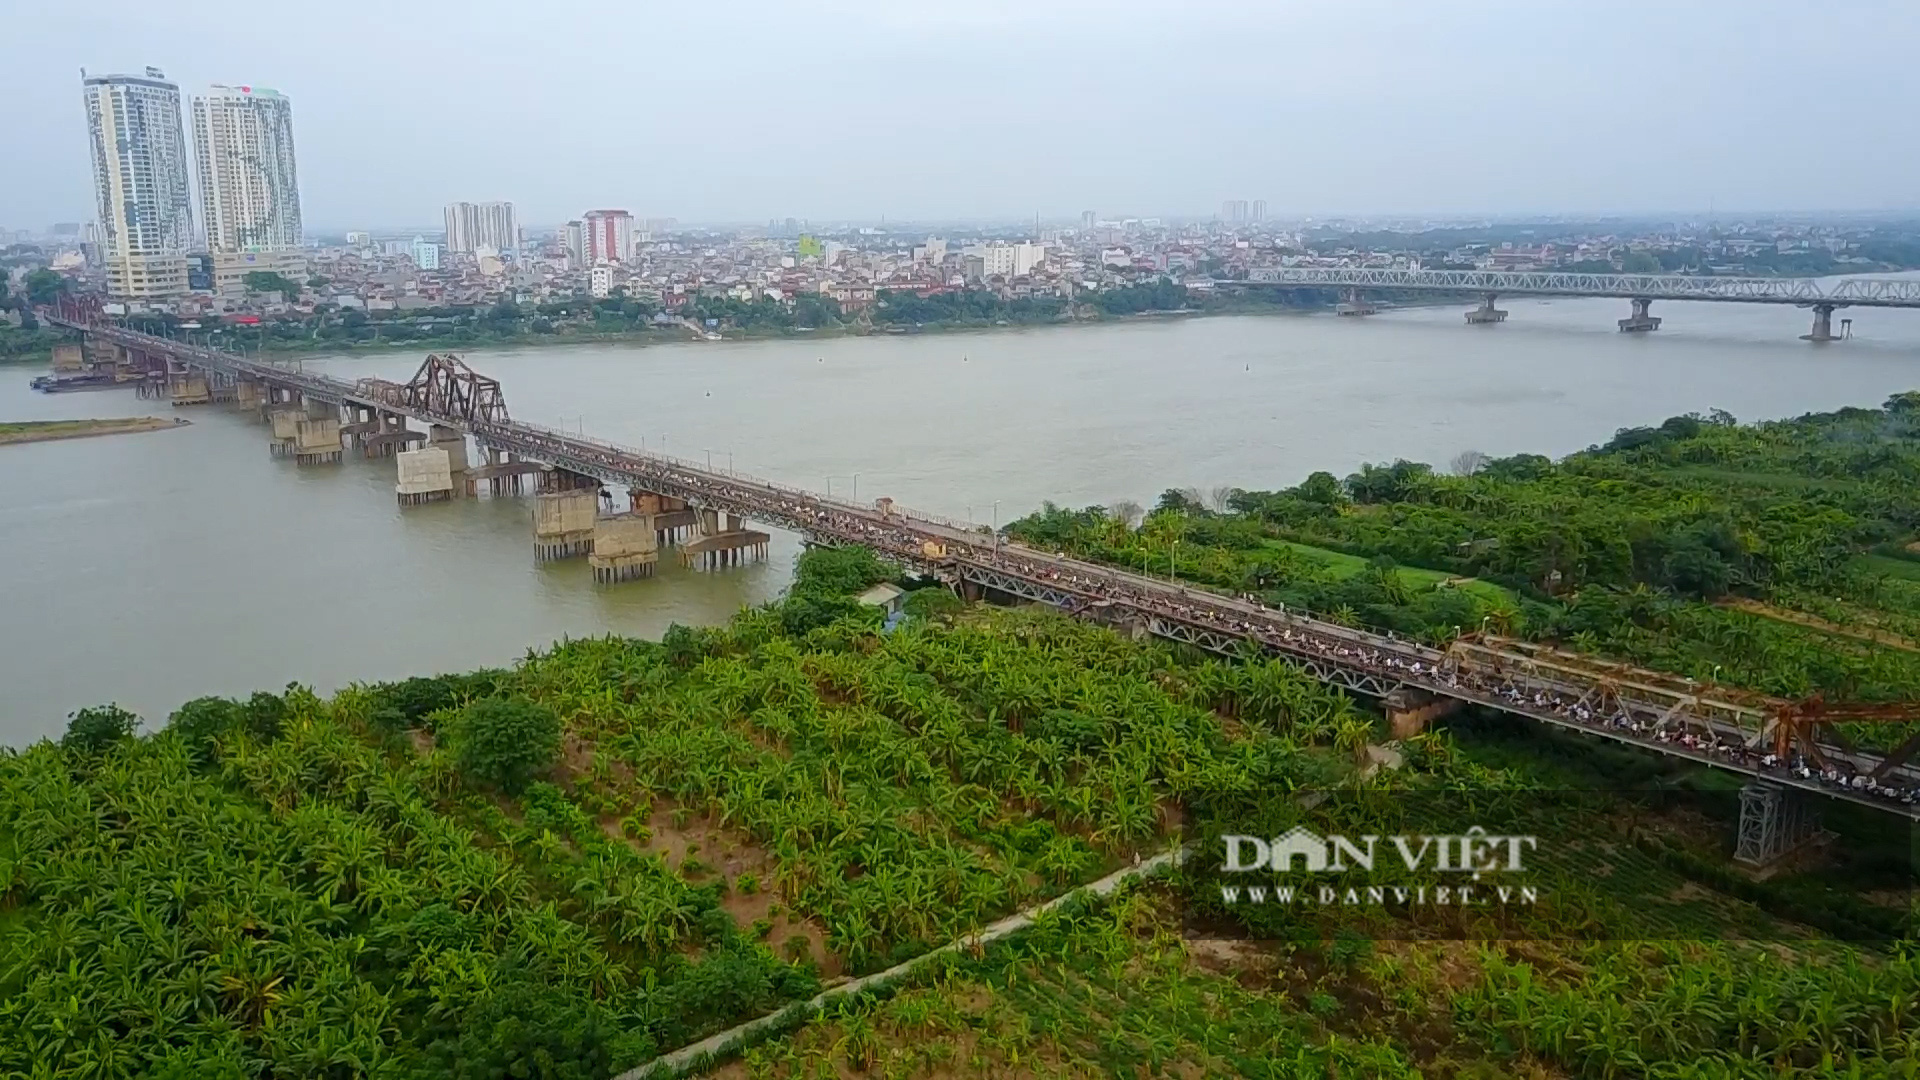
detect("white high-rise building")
[191,84,304,293]
[192,85,301,253]
[411,237,440,270]
[82,67,194,298]
[444,201,518,254]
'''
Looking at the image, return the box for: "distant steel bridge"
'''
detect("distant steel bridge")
[1237,267,1920,338]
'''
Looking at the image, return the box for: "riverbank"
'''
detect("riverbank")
[235,298,1323,361]
[0,416,187,446]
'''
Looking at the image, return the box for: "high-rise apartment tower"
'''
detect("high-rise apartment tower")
[82,67,194,297]
[583,209,633,264]
[192,84,304,293]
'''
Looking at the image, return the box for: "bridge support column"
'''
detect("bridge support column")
[1382,685,1464,740]
[589,512,660,583]
[1801,303,1839,342]
[1734,781,1821,871]
[234,377,262,410]
[1335,287,1376,316]
[1618,297,1661,332]
[267,405,303,458]
[679,508,770,570]
[1464,293,1508,325]
[532,489,598,561]
[293,414,344,465]
[429,425,468,475]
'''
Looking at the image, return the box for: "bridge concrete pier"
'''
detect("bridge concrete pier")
[205,371,237,404]
[267,405,303,457]
[468,446,539,497]
[1334,287,1376,316]
[1383,685,1465,740]
[589,512,660,583]
[532,489,598,561]
[340,405,379,450]
[1618,297,1662,332]
[234,377,262,411]
[429,425,469,475]
[1464,293,1508,325]
[1734,781,1823,871]
[1801,303,1840,342]
[680,510,770,570]
[396,446,456,505]
[293,414,344,465]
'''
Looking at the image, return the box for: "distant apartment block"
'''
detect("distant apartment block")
[583,209,633,264]
[82,67,195,298]
[964,241,1045,279]
[411,236,440,270]
[444,201,518,254]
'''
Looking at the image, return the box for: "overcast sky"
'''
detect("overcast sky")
[6,0,1917,230]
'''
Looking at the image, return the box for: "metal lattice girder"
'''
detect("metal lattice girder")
[1242,267,1920,308]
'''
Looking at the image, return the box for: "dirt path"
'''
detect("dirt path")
[1720,597,1920,654]
[0,417,187,447]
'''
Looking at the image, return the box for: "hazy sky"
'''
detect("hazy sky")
[6,0,1917,229]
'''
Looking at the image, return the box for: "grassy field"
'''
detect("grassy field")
[1266,539,1517,604]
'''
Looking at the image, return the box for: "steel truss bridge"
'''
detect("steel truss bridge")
[43,307,1920,855]
[1242,267,1920,307]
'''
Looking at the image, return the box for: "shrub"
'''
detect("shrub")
[167,697,243,763]
[62,704,139,756]
[447,697,560,794]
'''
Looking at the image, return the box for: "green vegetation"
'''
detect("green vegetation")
[446,696,561,794]
[3,539,1915,1077]
[1011,395,1920,708]
[240,270,303,297]
[0,546,1371,1075]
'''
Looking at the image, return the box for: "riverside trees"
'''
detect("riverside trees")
[1009,395,1920,704]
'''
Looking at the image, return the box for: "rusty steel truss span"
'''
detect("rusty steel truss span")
[1243,267,1920,307]
[38,306,1920,821]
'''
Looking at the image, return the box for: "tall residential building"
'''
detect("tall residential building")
[1251,199,1267,222]
[1081,210,1096,230]
[563,220,585,267]
[1221,199,1249,223]
[191,84,304,293]
[583,209,632,264]
[82,67,194,298]
[411,236,440,270]
[444,200,518,254]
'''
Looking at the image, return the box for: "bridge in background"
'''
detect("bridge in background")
[1238,267,1920,339]
[40,301,1920,863]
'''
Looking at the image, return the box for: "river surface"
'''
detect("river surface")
[5,290,1920,743]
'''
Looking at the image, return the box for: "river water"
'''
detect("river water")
[4,292,1919,743]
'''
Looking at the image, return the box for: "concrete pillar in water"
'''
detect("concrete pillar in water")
[532,489,598,561]
[1464,293,1508,325]
[1335,287,1376,316]
[1618,296,1661,332]
[1801,303,1839,342]
[590,512,659,583]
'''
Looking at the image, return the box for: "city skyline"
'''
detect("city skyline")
[10,0,1919,229]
